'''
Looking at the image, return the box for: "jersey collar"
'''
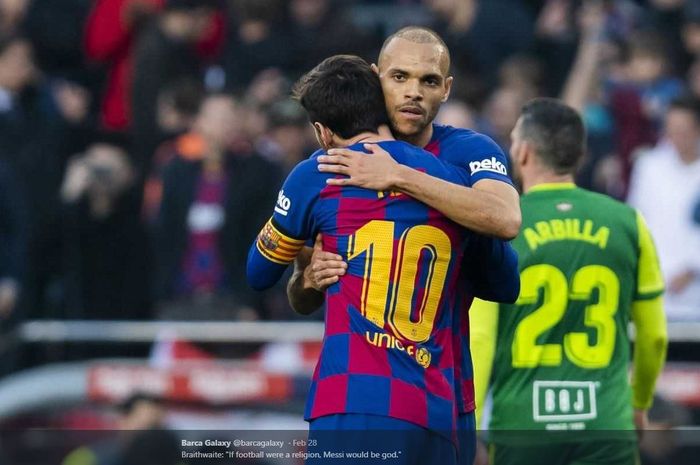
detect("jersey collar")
[527,182,577,193]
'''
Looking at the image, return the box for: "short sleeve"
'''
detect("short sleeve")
[256,160,319,261]
[272,161,319,237]
[247,160,322,290]
[635,211,665,300]
[441,130,514,187]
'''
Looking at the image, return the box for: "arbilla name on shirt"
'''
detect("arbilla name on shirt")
[365,331,432,368]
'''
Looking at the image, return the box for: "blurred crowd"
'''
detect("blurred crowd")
[0,0,698,339]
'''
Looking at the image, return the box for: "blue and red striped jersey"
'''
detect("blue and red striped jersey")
[247,139,473,438]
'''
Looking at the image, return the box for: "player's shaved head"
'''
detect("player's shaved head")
[379,26,451,75]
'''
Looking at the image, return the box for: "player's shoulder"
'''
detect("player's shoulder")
[382,139,426,156]
[433,124,502,150]
[377,139,433,166]
[307,147,326,159]
[283,149,328,189]
[431,124,508,179]
[573,187,639,223]
[384,139,458,175]
[291,148,325,174]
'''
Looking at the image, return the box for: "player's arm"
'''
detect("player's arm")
[470,298,500,428]
[286,247,321,315]
[318,143,521,240]
[630,212,668,423]
[464,235,520,303]
[630,297,667,410]
[393,171,521,240]
[286,235,348,315]
[246,162,316,291]
[246,218,306,290]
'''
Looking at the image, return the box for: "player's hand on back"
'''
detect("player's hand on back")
[318,143,400,190]
[303,234,348,292]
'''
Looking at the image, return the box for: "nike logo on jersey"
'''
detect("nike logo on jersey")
[469,157,508,175]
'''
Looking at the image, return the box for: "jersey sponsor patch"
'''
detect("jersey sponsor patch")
[533,380,598,424]
[255,218,305,265]
[275,190,292,216]
[468,157,508,176]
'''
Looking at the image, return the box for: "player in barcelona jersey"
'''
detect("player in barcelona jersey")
[246,54,507,464]
[288,27,521,465]
[470,98,668,465]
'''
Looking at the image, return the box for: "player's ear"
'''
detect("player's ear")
[312,122,325,149]
[370,63,379,75]
[520,141,534,166]
[313,122,334,150]
[442,76,453,103]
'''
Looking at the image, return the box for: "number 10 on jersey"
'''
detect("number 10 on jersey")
[347,220,452,343]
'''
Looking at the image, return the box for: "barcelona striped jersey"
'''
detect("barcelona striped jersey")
[248,139,477,438]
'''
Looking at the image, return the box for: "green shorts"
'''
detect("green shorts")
[489,440,639,465]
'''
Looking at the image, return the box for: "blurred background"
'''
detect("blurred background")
[0,0,698,463]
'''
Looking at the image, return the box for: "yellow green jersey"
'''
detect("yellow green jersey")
[487,183,664,443]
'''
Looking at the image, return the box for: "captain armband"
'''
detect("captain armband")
[255,218,305,265]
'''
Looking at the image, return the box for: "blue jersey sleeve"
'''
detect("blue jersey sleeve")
[246,160,319,290]
[438,127,514,187]
[461,235,519,303]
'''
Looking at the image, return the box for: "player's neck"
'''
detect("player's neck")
[523,173,575,193]
[400,125,433,149]
[342,131,393,147]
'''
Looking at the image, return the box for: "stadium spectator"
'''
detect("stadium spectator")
[608,31,685,196]
[0,156,26,379]
[256,98,314,172]
[156,77,204,142]
[222,0,294,91]
[154,93,281,320]
[244,67,290,108]
[22,0,92,79]
[435,100,476,130]
[287,0,377,76]
[482,87,532,151]
[646,0,687,75]
[131,0,220,171]
[0,0,28,35]
[532,0,583,95]
[60,138,151,319]
[560,0,615,193]
[683,0,700,58]
[142,78,205,222]
[0,33,97,320]
[0,34,37,161]
[498,54,543,97]
[628,96,700,321]
[0,159,25,320]
[424,0,535,88]
[84,0,223,133]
